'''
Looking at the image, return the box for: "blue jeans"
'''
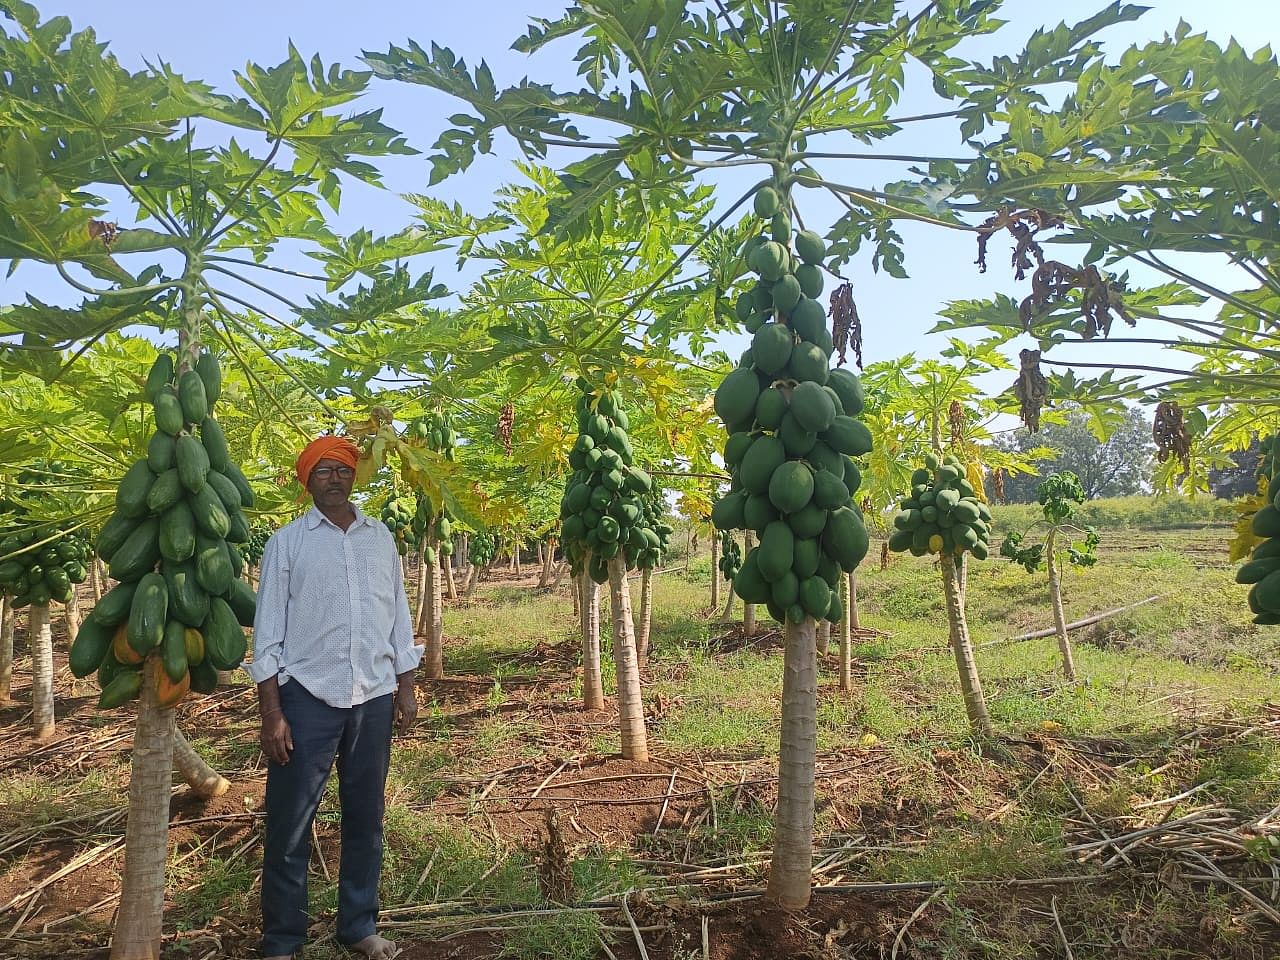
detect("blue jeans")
[260,680,393,957]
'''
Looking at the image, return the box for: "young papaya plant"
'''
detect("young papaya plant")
[888,450,995,734]
[999,471,1099,681]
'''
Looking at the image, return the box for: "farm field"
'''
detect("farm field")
[3,510,1278,960]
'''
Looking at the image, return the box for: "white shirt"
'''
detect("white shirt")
[247,505,421,708]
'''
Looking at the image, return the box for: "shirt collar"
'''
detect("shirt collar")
[305,504,374,531]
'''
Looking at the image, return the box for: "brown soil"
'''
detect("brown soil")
[0,583,1276,959]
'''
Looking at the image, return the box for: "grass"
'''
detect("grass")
[12,500,1280,959]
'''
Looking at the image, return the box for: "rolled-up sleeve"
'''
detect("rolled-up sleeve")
[389,538,422,675]
[246,534,287,683]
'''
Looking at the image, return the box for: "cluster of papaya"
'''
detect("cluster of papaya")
[1238,436,1280,625]
[718,531,741,582]
[421,503,454,567]
[408,410,458,460]
[638,487,674,569]
[887,453,992,559]
[68,352,256,709]
[468,532,496,568]
[381,496,421,556]
[710,182,871,625]
[0,526,90,607]
[244,523,272,568]
[560,382,662,583]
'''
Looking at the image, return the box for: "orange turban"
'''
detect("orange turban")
[296,435,360,490]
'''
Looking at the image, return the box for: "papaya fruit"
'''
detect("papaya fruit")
[96,510,138,562]
[147,469,184,515]
[223,462,255,508]
[789,382,836,433]
[194,352,221,409]
[162,619,189,683]
[752,323,794,375]
[795,265,823,300]
[714,367,762,428]
[743,493,779,533]
[733,549,772,604]
[757,521,795,582]
[190,484,230,539]
[203,597,246,671]
[778,412,818,457]
[178,370,208,425]
[739,435,787,494]
[822,416,873,457]
[194,534,233,596]
[826,369,864,417]
[112,622,143,666]
[768,460,815,515]
[1254,505,1280,539]
[755,389,787,430]
[99,670,142,709]
[183,626,205,666]
[770,570,800,608]
[69,617,113,678]
[153,387,184,436]
[145,353,175,402]
[189,656,218,694]
[127,572,168,657]
[787,342,829,385]
[753,185,780,218]
[117,461,157,518]
[795,230,825,265]
[148,431,176,474]
[109,517,162,582]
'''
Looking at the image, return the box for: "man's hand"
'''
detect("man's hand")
[394,680,418,736]
[260,710,293,765]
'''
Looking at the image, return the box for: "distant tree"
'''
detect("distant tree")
[1209,440,1261,500]
[996,408,1153,502]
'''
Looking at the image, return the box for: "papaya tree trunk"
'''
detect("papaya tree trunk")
[636,566,653,666]
[415,553,429,627]
[839,572,855,694]
[111,658,176,960]
[30,603,55,740]
[719,580,736,622]
[580,572,604,711]
[816,620,830,656]
[64,589,82,648]
[172,726,230,798]
[767,615,817,910]
[572,571,581,618]
[538,538,556,588]
[1046,529,1077,681]
[443,548,457,600]
[552,556,567,589]
[709,535,720,612]
[465,561,480,597]
[422,536,443,680]
[743,531,757,637]
[0,595,13,703]
[606,556,648,761]
[89,559,103,603]
[940,552,993,735]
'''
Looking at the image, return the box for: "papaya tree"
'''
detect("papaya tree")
[929,29,1280,492]
[998,471,1099,681]
[887,450,995,733]
[560,380,661,760]
[365,0,1183,907]
[0,7,444,955]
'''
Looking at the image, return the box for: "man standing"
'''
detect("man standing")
[249,435,421,960]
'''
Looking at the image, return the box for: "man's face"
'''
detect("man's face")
[307,457,355,509]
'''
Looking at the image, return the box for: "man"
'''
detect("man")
[249,435,421,960]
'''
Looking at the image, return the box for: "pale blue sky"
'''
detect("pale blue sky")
[3,1,1278,399]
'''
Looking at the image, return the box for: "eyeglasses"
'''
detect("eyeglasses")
[311,466,355,481]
